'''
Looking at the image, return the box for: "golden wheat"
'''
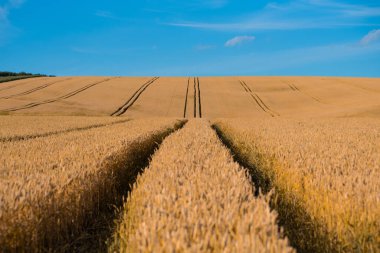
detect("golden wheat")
[0,118,183,251]
[214,118,380,253]
[111,119,294,253]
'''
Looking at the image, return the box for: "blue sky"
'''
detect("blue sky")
[0,0,379,76]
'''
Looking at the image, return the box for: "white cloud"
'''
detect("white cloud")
[361,29,380,45]
[225,36,255,47]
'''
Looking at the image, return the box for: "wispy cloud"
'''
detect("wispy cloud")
[0,7,7,21]
[166,0,380,31]
[155,40,380,76]
[195,44,215,51]
[225,36,255,47]
[307,0,380,17]
[168,20,318,31]
[0,0,25,45]
[95,10,119,20]
[5,0,25,10]
[360,29,380,45]
[71,47,100,54]
[185,0,228,9]
[202,0,228,8]
[0,0,25,23]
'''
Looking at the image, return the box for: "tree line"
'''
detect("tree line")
[0,71,55,77]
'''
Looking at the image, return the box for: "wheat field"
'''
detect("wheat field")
[214,118,380,252]
[0,76,379,118]
[0,76,379,252]
[0,117,183,251]
[111,120,294,252]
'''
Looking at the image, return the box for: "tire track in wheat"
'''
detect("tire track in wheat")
[1,78,115,112]
[111,120,294,252]
[197,77,202,118]
[0,78,72,99]
[183,77,190,118]
[193,77,197,118]
[111,77,159,116]
[283,80,325,104]
[0,118,131,142]
[239,80,279,117]
[0,77,49,93]
[192,77,202,118]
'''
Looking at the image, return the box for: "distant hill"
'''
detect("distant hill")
[0,71,55,83]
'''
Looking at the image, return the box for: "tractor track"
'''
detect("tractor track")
[1,78,115,112]
[284,81,325,104]
[193,78,197,117]
[0,78,72,99]
[333,78,380,94]
[0,119,131,142]
[183,77,190,118]
[197,77,202,118]
[239,80,279,117]
[193,77,202,118]
[0,77,49,93]
[111,77,159,116]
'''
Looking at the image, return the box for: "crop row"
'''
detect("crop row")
[110,120,294,252]
[0,118,184,252]
[213,118,380,253]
